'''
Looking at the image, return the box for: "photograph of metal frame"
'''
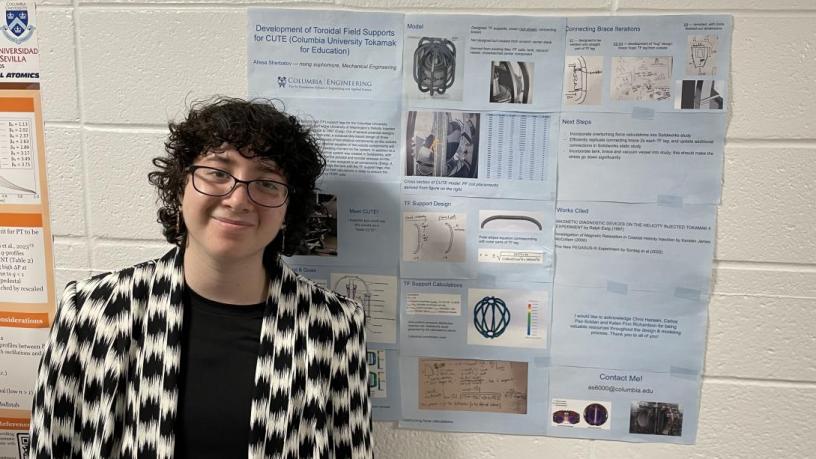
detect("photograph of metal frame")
[676,79,724,110]
[489,61,533,104]
[405,111,480,179]
[412,37,457,97]
[293,193,338,256]
[629,401,683,436]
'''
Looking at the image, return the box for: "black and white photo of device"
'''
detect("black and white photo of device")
[676,79,724,110]
[489,61,533,104]
[629,401,683,436]
[405,111,480,179]
[293,193,338,256]
[412,37,457,97]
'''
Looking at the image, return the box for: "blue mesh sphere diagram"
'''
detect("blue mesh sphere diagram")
[473,296,511,339]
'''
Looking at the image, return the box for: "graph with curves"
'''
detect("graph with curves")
[0,114,40,205]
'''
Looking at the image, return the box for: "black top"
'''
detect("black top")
[175,287,265,458]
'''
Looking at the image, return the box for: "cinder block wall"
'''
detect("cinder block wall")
[37,0,815,457]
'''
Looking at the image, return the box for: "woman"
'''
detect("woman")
[29,98,372,458]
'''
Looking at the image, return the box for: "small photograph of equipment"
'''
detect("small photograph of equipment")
[405,111,480,179]
[552,410,580,425]
[550,399,612,430]
[412,36,457,97]
[583,403,609,426]
[489,61,533,104]
[293,193,337,256]
[675,79,724,110]
[629,401,683,436]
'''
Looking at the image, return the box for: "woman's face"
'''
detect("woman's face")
[181,146,288,266]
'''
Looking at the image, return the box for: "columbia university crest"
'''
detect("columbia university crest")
[2,4,35,45]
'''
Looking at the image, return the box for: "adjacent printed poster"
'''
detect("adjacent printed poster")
[0,3,55,458]
[247,10,734,444]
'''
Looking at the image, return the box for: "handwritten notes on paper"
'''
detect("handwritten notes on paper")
[418,358,528,414]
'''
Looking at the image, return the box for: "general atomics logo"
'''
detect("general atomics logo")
[2,3,35,45]
[277,76,287,88]
[473,296,511,339]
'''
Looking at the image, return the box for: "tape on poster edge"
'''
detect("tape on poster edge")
[631,106,655,120]
[606,280,628,295]
[533,357,551,367]
[657,194,684,208]
[674,287,703,302]
[669,366,701,380]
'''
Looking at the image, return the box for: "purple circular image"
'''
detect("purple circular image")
[583,403,608,426]
[552,410,580,425]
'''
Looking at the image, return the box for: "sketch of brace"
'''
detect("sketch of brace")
[437,214,462,259]
[690,42,711,70]
[612,57,672,101]
[443,222,455,255]
[405,215,430,254]
[568,57,589,104]
[405,214,463,260]
[565,56,602,105]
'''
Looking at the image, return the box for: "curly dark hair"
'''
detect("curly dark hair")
[148,96,325,258]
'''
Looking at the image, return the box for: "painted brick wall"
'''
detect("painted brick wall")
[36,0,815,457]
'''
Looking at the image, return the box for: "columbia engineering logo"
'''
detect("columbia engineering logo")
[277,76,287,88]
[473,295,511,339]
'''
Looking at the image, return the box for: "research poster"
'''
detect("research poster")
[0,3,55,458]
[248,10,731,443]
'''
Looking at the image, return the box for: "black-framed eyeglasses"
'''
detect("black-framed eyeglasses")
[187,165,290,208]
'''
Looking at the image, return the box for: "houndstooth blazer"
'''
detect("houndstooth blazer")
[30,247,372,458]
